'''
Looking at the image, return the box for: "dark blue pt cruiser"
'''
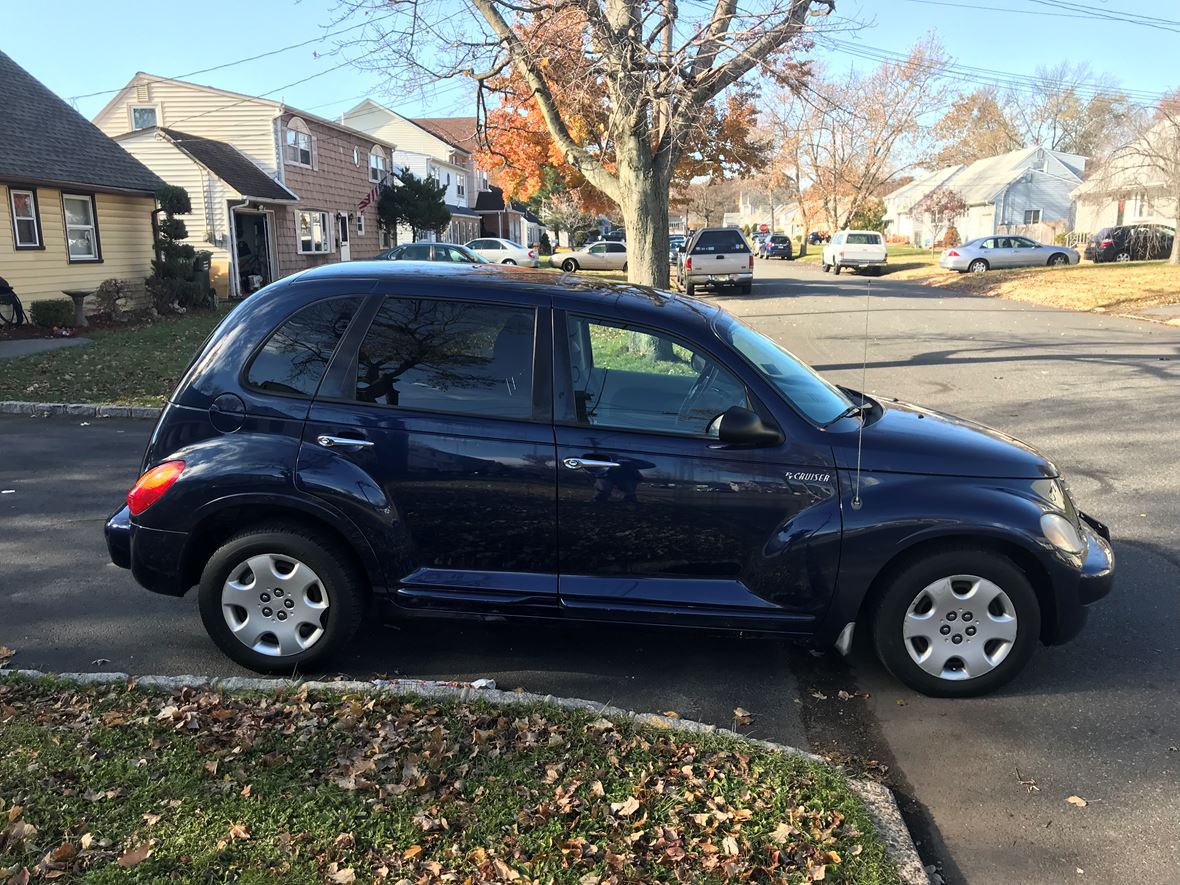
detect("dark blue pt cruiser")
[106,264,1114,697]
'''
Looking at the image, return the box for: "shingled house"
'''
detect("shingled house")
[0,51,164,308]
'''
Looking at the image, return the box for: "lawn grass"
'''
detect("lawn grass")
[0,677,897,884]
[0,307,229,407]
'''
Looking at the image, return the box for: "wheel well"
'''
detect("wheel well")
[858,535,1057,643]
[180,505,373,598]
[1047,252,1068,264]
[970,258,989,269]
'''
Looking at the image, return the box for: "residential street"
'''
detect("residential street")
[2,261,1178,884]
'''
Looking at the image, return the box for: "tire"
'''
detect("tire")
[562,258,578,273]
[502,259,517,265]
[197,523,367,674]
[968,259,989,274]
[622,261,628,272]
[685,282,696,298]
[1047,253,1069,267]
[1115,251,1132,262]
[869,548,1041,698]
[821,263,831,273]
[833,263,842,275]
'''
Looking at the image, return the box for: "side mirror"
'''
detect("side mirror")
[714,406,783,447]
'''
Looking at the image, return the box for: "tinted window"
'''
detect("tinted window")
[846,233,882,245]
[606,243,626,253]
[247,297,361,397]
[439,245,481,262]
[355,298,535,419]
[770,236,789,244]
[469,240,493,249]
[566,315,749,436]
[691,230,749,254]
[400,244,432,260]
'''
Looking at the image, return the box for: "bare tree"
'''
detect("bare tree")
[334,0,837,287]
[912,186,968,251]
[540,191,593,248]
[1005,62,1132,158]
[675,179,737,228]
[925,88,1024,168]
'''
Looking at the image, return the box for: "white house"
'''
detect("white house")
[884,147,1088,246]
[1072,118,1179,236]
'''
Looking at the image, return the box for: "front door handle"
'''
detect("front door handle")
[563,457,620,470]
[317,434,374,449]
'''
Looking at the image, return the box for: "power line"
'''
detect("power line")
[896,0,1180,32]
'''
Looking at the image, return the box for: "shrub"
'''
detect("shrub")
[95,278,129,318]
[30,298,75,327]
[938,226,961,249]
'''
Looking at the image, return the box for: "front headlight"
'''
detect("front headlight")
[1041,512,1085,555]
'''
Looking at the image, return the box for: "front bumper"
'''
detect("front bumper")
[105,504,191,597]
[1046,510,1114,644]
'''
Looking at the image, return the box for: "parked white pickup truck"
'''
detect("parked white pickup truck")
[677,227,754,296]
[821,230,888,276]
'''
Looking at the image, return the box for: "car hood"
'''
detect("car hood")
[830,398,1057,479]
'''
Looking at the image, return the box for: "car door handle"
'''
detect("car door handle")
[317,434,374,449]
[563,457,620,470]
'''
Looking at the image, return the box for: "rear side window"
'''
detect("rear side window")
[691,230,749,253]
[246,297,361,397]
[846,233,882,245]
[355,297,536,419]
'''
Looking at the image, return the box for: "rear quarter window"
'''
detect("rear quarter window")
[245,296,362,397]
[691,230,749,253]
[846,233,882,245]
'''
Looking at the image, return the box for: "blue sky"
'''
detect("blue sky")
[4,0,1176,124]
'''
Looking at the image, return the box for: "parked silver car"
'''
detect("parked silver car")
[552,241,627,272]
[940,236,1079,273]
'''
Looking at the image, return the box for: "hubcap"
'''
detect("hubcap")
[971,262,986,273]
[902,575,1017,681]
[221,554,329,657]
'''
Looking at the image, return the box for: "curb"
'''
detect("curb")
[0,401,159,419]
[0,668,928,884]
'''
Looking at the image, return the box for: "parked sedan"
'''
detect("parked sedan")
[552,241,627,272]
[106,263,1113,697]
[1084,224,1175,263]
[373,242,489,263]
[940,236,1079,273]
[465,237,540,267]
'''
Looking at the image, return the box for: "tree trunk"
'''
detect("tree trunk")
[1172,198,1180,265]
[615,138,672,289]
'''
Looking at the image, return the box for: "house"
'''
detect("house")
[93,73,396,297]
[884,147,1088,245]
[341,102,483,244]
[0,51,164,308]
[473,187,530,244]
[1072,119,1179,236]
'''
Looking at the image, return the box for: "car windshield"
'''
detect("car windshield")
[503,240,525,249]
[770,236,789,244]
[717,317,853,426]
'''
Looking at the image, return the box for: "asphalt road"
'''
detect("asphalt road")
[2,260,1178,884]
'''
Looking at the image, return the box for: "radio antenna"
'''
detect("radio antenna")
[851,279,871,511]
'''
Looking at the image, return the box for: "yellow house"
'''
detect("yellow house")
[0,50,163,309]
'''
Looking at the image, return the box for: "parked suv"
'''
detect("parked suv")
[760,235,794,260]
[822,231,887,276]
[1084,224,1175,263]
[677,227,754,297]
[107,263,1114,696]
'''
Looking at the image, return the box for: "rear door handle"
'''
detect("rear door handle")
[317,434,374,449]
[563,457,620,470]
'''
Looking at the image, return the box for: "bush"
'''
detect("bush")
[95,278,129,318]
[29,298,75,327]
[939,226,961,248]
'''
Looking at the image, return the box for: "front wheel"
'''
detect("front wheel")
[1047,253,1069,267]
[197,524,367,674]
[968,259,989,273]
[502,258,517,266]
[562,258,579,273]
[870,548,1040,697]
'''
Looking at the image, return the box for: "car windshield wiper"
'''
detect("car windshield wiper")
[820,401,870,429]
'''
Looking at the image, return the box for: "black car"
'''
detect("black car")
[1084,224,1175,263]
[807,232,830,246]
[373,242,489,263]
[106,264,1113,697]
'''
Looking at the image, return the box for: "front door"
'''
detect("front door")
[233,211,273,295]
[337,213,351,262]
[553,312,839,631]
[301,293,558,613]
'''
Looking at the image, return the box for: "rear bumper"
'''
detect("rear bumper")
[686,272,753,288]
[105,504,191,597]
[939,257,971,271]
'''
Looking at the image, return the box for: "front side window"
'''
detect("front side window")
[9,188,40,249]
[285,120,312,166]
[399,244,431,261]
[355,298,536,419]
[369,150,387,182]
[246,297,361,397]
[131,106,158,129]
[298,211,330,254]
[720,317,852,427]
[62,194,99,261]
[566,316,749,436]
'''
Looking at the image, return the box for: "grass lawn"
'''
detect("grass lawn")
[902,260,1180,313]
[0,677,898,884]
[0,308,228,407]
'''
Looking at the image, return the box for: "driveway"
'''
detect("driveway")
[2,261,1178,884]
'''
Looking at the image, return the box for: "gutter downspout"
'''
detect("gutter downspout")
[228,198,251,300]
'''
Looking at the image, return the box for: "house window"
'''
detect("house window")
[369,148,387,183]
[457,177,465,198]
[8,188,41,249]
[297,210,331,254]
[285,118,313,167]
[1023,209,1042,225]
[130,106,158,130]
[1132,191,1153,218]
[356,212,365,236]
[62,194,100,262]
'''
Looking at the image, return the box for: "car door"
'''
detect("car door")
[605,242,627,270]
[299,291,559,614]
[1010,237,1040,267]
[552,309,840,631]
[583,243,608,269]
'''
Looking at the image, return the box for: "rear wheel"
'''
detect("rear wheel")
[685,282,696,298]
[1115,251,1132,262]
[870,548,1040,697]
[198,524,367,674]
[968,259,989,273]
[833,263,842,275]
[1047,253,1069,267]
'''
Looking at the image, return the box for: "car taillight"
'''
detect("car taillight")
[127,460,185,516]
[528,250,536,259]
[947,250,960,257]
[1101,239,1113,247]
[686,257,693,270]
[748,254,754,269]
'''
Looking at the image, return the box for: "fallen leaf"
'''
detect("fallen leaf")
[1066,795,1088,808]
[610,796,641,817]
[331,868,356,884]
[895,699,907,706]
[80,833,93,850]
[204,760,218,775]
[810,690,828,701]
[227,823,251,840]
[142,813,161,827]
[809,861,828,880]
[240,784,252,798]
[116,843,152,868]
[661,711,681,719]
[769,822,794,843]
[733,707,753,726]
[837,691,853,701]
[91,659,110,667]
[403,844,422,860]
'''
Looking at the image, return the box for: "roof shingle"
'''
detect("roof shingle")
[160,129,297,202]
